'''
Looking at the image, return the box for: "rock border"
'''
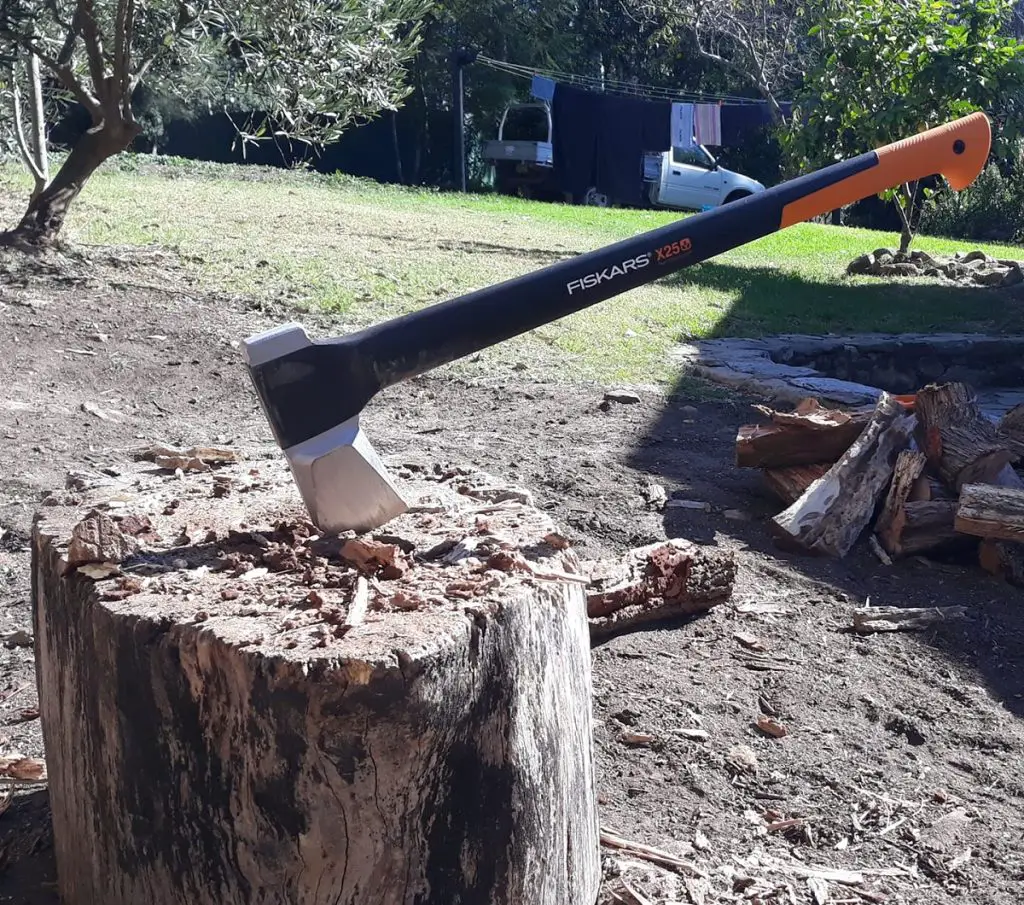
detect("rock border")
[675,333,1024,414]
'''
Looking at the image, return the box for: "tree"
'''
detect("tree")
[627,0,822,117]
[788,0,1024,253]
[0,0,431,248]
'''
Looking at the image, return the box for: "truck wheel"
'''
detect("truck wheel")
[582,187,610,208]
[724,190,752,204]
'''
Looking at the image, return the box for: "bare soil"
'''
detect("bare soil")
[1,246,1023,904]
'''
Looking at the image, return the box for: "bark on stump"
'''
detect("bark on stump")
[32,459,600,905]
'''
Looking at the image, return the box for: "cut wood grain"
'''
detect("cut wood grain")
[771,393,915,558]
[875,449,926,556]
[956,483,1024,542]
[916,383,1013,490]
[736,399,872,469]
[761,464,830,505]
[32,460,600,905]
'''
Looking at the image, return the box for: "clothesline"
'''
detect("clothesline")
[476,54,776,106]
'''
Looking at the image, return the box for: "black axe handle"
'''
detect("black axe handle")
[249,113,990,450]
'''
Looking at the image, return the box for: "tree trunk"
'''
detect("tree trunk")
[32,460,600,905]
[391,110,405,185]
[3,122,138,247]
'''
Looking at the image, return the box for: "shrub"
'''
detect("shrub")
[922,161,1024,245]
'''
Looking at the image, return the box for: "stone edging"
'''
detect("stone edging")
[674,333,1024,408]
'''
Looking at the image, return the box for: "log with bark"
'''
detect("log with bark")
[956,483,1024,542]
[583,540,736,642]
[761,463,830,505]
[875,449,926,556]
[915,383,1014,490]
[32,459,600,905]
[735,398,873,469]
[998,402,1024,462]
[772,393,915,557]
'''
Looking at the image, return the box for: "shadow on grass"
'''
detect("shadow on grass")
[625,262,1024,720]
[664,261,1024,337]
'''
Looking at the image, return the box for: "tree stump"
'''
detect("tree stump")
[32,458,600,905]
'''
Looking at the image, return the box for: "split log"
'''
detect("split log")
[772,393,915,557]
[761,464,830,505]
[736,398,872,469]
[915,383,1013,490]
[32,460,600,905]
[979,539,1024,587]
[875,450,926,556]
[956,483,1024,542]
[898,502,963,555]
[584,540,735,642]
[852,605,968,634]
[997,403,1024,462]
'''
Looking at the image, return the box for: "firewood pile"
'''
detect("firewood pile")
[736,383,1024,584]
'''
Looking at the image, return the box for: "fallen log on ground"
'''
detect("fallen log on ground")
[852,605,968,634]
[735,398,873,469]
[772,393,915,557]
[956,483,1024,542]
[33,459,600,905]
[761,463,830,505]
[584,540,735,642]
[916,383,1014,490]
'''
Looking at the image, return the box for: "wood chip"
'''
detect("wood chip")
[619,731,657,747]
[599,829,709,878]
[676,728,711,742]
[0,630,33,649]
[0,755,46,783]
[756,715,789,738]
[77,562,121,580]
[807,877,830,905]
[344,577,369,628]
[608,880,653,905]
[734,631,767,652]
[81,401,110,420]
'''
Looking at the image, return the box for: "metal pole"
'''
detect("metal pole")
[452,55,466,193]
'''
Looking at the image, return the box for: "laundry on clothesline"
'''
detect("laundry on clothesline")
[670,102,695,149]
[694,104,722,146]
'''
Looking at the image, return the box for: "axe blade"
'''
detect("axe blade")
[241,324,408,534]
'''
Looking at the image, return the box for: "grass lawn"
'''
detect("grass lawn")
[2,154,1023,385]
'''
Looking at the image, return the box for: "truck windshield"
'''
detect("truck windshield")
[501,106,550,142]
[672,145,716,169]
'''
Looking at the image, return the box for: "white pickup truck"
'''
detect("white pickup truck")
[483,102,766,210]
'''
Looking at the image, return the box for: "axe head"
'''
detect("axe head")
[241,323,409,534]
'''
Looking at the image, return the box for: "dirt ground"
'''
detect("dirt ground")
[1,245,1023,905]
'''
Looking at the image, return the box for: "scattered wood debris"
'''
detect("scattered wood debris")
[584,540,735,641]
[599,830,709,879]
[852,605,968,634]
[140,443,239,473]
[63,511,139,573]
[0,755,46,783]
[0,630,33,649]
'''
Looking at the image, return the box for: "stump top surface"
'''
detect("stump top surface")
[34,454,578,668]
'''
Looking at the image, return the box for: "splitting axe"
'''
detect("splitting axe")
[242,113,991,534]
